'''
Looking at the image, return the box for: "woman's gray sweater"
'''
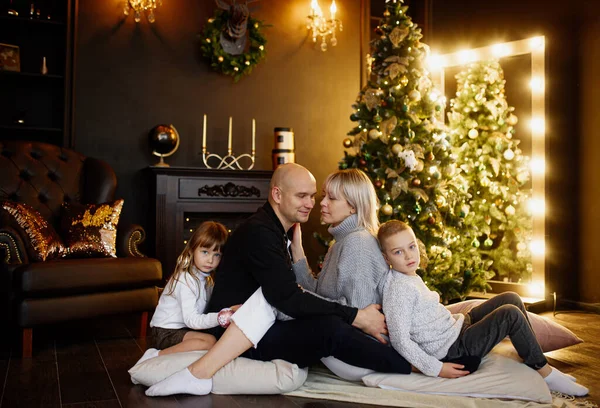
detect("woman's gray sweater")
[293,214,389,309]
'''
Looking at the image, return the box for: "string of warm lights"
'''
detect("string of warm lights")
[429,36,546,298]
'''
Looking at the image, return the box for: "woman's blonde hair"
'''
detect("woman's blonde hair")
[165,221,228,296]
[323,169,380,235]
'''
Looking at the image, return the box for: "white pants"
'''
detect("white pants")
[229,288,375,382]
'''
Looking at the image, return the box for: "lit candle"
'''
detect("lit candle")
[311,0,322,17]
[228,116,233,153]
[330,0,336,19]
[202,114,207,149]
[252,119,256,152]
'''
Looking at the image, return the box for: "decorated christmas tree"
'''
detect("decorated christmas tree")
[447,60,533,283]
[339,0,491,302]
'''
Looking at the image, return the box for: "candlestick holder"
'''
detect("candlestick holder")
[201,115,256,170]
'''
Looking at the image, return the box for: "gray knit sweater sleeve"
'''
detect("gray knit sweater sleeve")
[335,230,389,309]
[292,258,318,292]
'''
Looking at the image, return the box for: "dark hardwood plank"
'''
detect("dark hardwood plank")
[95,336,181,408]
[2,358,61,408]
[56,339,117,404]
[287,396,383,408]
[63,400,121,408]
[175,393,240,408]
[231,394,299,408]
[0,356,9,404]
[286,396,329,407]
[541,311,600,404]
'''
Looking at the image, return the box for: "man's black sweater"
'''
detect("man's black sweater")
[206,203,358,334]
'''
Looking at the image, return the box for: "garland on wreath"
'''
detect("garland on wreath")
[200,8,267,82]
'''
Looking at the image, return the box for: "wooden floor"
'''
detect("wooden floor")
[0,310,598,408]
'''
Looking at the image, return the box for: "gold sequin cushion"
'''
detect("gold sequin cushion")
[60,199,124,258]
[0,200,65,262]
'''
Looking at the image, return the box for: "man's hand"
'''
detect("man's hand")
[352,304,388,344]
[438,362,470,378]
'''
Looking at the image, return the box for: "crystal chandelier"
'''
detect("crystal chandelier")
[307,0,342,51]
[123,0,162,23]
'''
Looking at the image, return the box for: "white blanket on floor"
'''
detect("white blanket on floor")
[285,367,554,408]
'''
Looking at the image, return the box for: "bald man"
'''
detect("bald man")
[145,164,411,396]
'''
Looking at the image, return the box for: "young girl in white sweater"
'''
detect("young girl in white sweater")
[378,220,588,397]
[136,221,240,366]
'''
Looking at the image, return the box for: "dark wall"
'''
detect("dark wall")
[430,0,598,302]
[579,8,600,304]
[73,0,362,268]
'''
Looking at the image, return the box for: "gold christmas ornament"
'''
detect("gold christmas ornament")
[507,114,518,126]
[503,148,515,160]
[368,129,382,140]
[381,203,393,216]
[392,143,403,155]
[435,195,446,208]
[399,76,409,87]
[505,205,515,216]
[415,160,424,172]
[516,171,529,183]
[343,138,353,148]
[408,89,421,102]
[468,128,479,139]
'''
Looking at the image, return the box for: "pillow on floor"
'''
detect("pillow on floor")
[446,299,582,352]
[128,350,308,394]
[362,349,551,403]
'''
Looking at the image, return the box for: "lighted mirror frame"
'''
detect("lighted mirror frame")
[429,37,546,301]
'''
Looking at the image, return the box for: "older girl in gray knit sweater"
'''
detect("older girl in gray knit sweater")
[378,220,588,397]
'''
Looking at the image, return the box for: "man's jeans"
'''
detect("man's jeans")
[444,292,547,370]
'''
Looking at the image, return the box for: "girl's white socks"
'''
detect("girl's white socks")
[145,368,212,396]
[544,367,588,396]
[130,348,160,384]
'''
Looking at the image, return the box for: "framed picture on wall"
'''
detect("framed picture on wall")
[0,43,21,72]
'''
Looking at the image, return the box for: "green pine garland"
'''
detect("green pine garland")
[200,9,267,82]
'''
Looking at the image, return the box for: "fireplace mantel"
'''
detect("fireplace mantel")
[149,167,273,280]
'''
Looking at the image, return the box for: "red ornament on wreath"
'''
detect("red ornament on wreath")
[358,158,367,167]
[374,179,383,189]
[427,216,435,225]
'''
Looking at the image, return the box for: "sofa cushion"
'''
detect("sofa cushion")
[0,200,65,261]
[446,299,583,352]
[18,257,162,296]
[19,287,159,326]
[60,199,124,258]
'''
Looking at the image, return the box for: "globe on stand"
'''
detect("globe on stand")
[149,124,180,167]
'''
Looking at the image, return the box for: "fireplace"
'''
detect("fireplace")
[149,167,273,280]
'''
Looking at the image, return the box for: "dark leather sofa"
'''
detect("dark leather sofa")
[0,140,162,357]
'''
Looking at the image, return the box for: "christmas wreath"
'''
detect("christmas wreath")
[200,3,267,82]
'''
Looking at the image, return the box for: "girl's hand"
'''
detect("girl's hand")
[229,304,242,312]
[439,362,470,378]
